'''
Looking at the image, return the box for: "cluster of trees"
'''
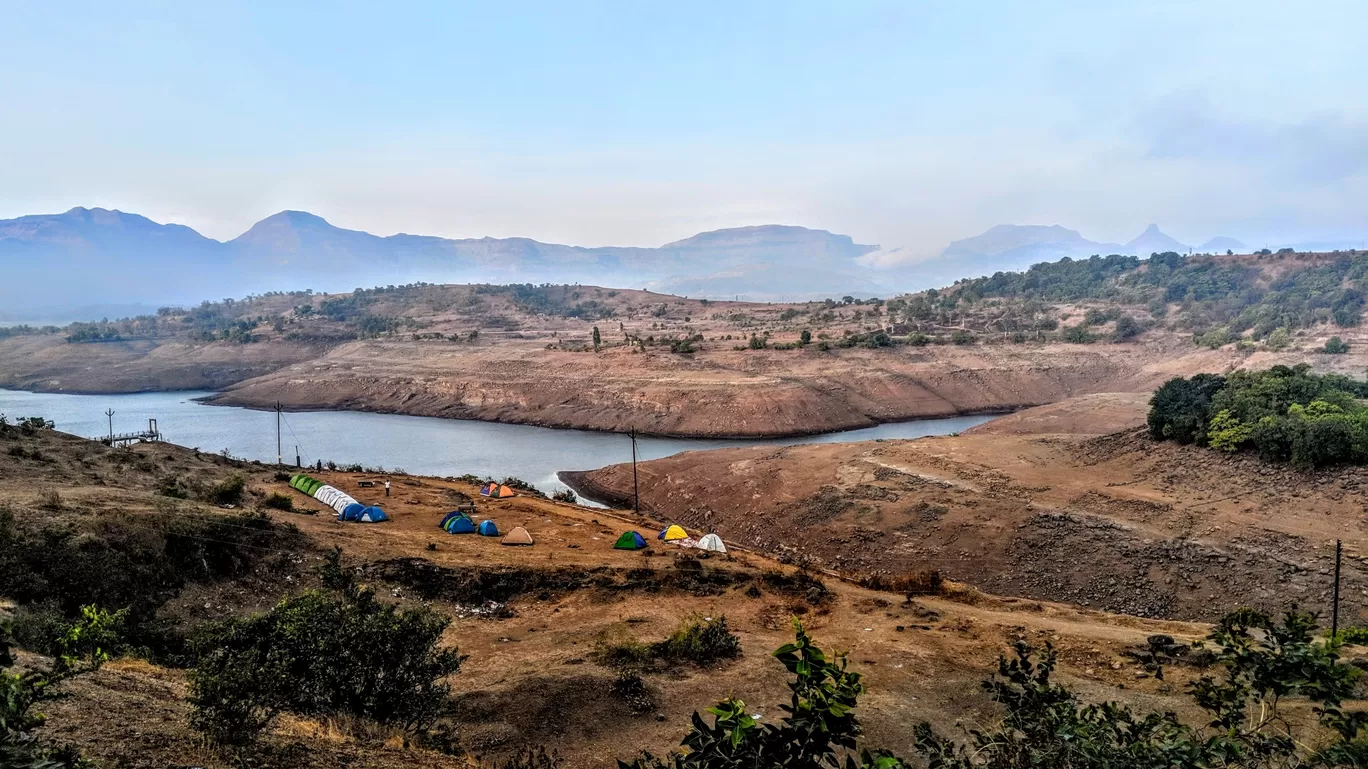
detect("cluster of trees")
[477,283,617,320]
[930,250,1368,339]
[1148,365,1368,467]
[624,611,1368,768]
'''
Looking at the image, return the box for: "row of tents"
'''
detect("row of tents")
[438,512,533,545]
[614,526,726,552]
[289,473,389,523]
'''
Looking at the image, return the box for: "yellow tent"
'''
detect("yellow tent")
[659,524,688,542]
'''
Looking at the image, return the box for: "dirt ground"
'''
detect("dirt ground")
[566,394,1368,624]
[4,427,1219,768]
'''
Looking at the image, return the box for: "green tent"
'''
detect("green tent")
[613,531,649,550]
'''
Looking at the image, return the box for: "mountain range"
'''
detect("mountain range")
[0,206,1340,323]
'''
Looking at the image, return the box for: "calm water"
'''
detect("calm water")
[0,389,994,499]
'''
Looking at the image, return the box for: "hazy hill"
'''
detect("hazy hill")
[1125,223,1189,255]
[0,208,880,319]
[1199,235,1246,252]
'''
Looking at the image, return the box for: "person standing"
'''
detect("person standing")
[384,480,391,497]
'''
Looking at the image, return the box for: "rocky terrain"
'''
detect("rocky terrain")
[565,394,1368,623]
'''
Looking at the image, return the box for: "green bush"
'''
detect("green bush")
[626,610,1368,769]
[1147,373,1227,444]
[950,330,974,345]
[1112,314,1143,341]
[1059,325,1095,344]
[208,473,246,505]
[189,585,463,746]
[2,607,123,768]
[651,616,741,666]
[1325,335,1351,354]
[261,492,293,511]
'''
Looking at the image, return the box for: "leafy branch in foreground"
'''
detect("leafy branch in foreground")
[1,606,125,769]
[626,608,1368,768]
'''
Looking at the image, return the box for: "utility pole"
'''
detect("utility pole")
[274,401,283,465]
[1333,539,1343,638]
[104,408,114,443]
[630,428,640,515]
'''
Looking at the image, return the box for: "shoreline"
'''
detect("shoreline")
[2,383,1018,441]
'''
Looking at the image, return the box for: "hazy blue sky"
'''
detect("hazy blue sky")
[2,1,1365,256]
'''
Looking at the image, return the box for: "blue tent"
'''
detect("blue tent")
[477,520,499,536]
[439,511,467,530]
[614,531,649,550]
[340,503,366,521]
[444,516,476,534]
[358,506,389,523]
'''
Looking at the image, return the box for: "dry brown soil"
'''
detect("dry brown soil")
[566,394,1368,623]
[3,427,1214,768]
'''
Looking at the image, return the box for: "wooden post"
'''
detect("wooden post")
[104,408,114,443]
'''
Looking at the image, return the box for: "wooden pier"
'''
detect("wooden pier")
[101,418,161,447]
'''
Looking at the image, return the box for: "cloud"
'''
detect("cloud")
[1137,93,1368,183]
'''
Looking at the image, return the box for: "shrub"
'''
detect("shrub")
[1112,314,1143,341]
[1206,409,1253,452]
[1324,336,1350,354]
[1060,325,1095,344]
[651,616,741,666]
[799,329,812,346]
[748,334,766,350]
[2,607,122,768]
[551,489,577,504]
[906,332,929,346]
[950,330,974,345]
[261,492,293,512]
[626,610,1368,769]
[189,585,463,746]
[207,473,246,505]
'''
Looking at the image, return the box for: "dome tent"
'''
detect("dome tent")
[658,524,688,542]
[477,520,499,537]
[479,482,517,498]
[697,533,727,553]
[340,503,366,521]
[613,531,648,550]
[446,517,476,534]
[358,506,389,523]
[501,526,534,546]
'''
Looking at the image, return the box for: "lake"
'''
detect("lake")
[0,389,995,499]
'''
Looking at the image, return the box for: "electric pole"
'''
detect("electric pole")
[1333,539,1343,638]
[630,428,640,515]
[104,408,114,443]
[275,401,283,465]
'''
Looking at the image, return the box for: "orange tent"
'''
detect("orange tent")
[480,482,517,498]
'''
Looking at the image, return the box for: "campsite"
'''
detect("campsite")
[0,424,1226,768]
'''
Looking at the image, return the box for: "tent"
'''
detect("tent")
[613,531,648,550]
[477,520,499,536]
[501,526,534,546]
[337,504,387,523]
[658,524,688,542]
[358,506,389,523]
[697,533,727,553]
[479,482,517,498]
[445,516,476,534]
[439,511,467,529]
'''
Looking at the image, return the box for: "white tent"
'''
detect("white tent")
[697,533,727,553]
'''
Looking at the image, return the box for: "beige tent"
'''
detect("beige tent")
[501,526,534,546]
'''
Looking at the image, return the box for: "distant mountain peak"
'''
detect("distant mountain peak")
[1125,224,1188,254]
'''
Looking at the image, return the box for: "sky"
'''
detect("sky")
[2,0,1366,257]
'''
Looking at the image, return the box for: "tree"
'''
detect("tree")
[593,326,602,352]
[1147,373,1227,444]
[1324,336,1350,354]
[799,329,812,346]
